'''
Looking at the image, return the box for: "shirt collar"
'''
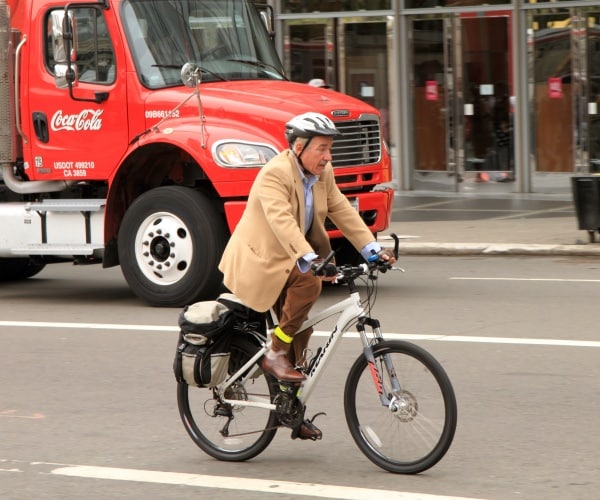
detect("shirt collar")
[291,152,319,186]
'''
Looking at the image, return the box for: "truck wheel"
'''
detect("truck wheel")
[0,258,46,281]
[118,186,228,307]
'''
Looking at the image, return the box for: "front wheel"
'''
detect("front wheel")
[344,340,457,474]
[177,337,279,462]
[118,186,228,307]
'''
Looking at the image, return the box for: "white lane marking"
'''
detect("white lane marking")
[321,331,600,348]
[50,464,483,500]
[0,409,45,419]
[0,320,598,348]
[450,277,600,283]
[407,334,600,347]
[0,320,178,332]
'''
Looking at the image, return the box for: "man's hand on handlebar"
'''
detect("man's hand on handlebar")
[367,247,397,270]
[311,258,338,282]
[311,237,400,280]
[377,248,396,264]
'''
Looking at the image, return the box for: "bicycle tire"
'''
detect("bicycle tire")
[177,336,279,462]
[344,340,457,474]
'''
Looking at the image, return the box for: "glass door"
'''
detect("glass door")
[411,17,456,192]
[410,13,513,192]
[461,14,513,185]
[529,8,600,183]
[530,9,575,180]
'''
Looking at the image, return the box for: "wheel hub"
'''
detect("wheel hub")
[135,213,194,285]
[389,390,418,422]
[149,235,171,261]
[224,382,249,413]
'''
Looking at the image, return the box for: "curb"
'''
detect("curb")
[395,242,600,257]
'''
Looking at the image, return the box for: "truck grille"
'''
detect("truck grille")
[332,114,382,167]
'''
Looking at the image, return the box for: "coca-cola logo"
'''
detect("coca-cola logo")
[50,109,104,132]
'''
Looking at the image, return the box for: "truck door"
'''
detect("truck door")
[26,5,127,181]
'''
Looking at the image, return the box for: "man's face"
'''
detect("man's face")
[295,136,334,176]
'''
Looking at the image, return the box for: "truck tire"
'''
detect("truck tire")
[0,258,46,281]
[118,186,228,307]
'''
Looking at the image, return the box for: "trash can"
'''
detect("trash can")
[571,175,600,242]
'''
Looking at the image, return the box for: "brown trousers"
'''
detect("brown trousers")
[273,265,322,366]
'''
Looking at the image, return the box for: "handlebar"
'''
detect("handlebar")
[311,233,403,279]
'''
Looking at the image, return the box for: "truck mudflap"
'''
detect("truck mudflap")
[223,186,394,238]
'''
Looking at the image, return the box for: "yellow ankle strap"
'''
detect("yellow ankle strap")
[274,325,293,344]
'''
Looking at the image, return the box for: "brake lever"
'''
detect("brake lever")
[312,249,336,276]
[390,232,400,259]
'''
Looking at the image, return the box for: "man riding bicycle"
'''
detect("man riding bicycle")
[218,112,395,441]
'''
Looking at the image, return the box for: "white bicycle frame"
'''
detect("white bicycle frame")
[218,289,372,411]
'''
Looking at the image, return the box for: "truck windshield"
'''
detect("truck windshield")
[121,0,286,89]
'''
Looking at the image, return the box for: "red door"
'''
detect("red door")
[23,4,128,182]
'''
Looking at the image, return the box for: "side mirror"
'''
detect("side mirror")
[54,63,70,89]
[50,7,104,103]
[50,10,78,88]
[181,62,201,88]
[255,4,274,39]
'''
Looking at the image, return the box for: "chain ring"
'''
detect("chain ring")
[274,392,304,427]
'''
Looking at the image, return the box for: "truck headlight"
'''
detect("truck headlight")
[213,141,278,168]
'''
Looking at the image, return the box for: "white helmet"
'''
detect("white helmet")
[308,78,330,88]
[285,112,341,146]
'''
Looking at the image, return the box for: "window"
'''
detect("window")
[46,7,115,84]
[121,0,285,88]
[282,0,391,13]
[405,0,508,6]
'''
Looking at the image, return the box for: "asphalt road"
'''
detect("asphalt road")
[1,256,599,499]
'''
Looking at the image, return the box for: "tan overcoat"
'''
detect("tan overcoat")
[218,150,375,312]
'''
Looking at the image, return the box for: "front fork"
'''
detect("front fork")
[357,317,402,407]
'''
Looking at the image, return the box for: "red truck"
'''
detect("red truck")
[0,0,393,306]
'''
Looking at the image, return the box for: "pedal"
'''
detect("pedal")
[291,412,326,441]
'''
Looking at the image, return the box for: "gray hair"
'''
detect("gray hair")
[293,136,309,149]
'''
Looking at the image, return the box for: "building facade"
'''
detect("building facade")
[272,0,600,196]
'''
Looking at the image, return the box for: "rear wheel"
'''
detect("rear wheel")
[344,340,457,474]
[177,337,279,462]
[0,258,46,281]
[118,186,228,307]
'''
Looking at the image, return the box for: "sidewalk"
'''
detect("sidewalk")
[380,194,600,256]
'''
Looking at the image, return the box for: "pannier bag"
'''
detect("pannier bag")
[173,300,235,388]
[217,292,265,335]
[178,300,234,345]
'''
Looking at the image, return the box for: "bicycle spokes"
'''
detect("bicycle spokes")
[344,340,457,474]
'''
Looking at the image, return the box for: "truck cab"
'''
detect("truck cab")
[0,0,393,306]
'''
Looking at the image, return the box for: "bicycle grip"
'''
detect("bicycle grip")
[311,250,336,276]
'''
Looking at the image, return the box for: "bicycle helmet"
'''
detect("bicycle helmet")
[285,112,341,146]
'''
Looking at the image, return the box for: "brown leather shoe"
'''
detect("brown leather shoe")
[293,420,322,441]
[261,354,306,382]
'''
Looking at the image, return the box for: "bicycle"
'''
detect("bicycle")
[177,234,457,474]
